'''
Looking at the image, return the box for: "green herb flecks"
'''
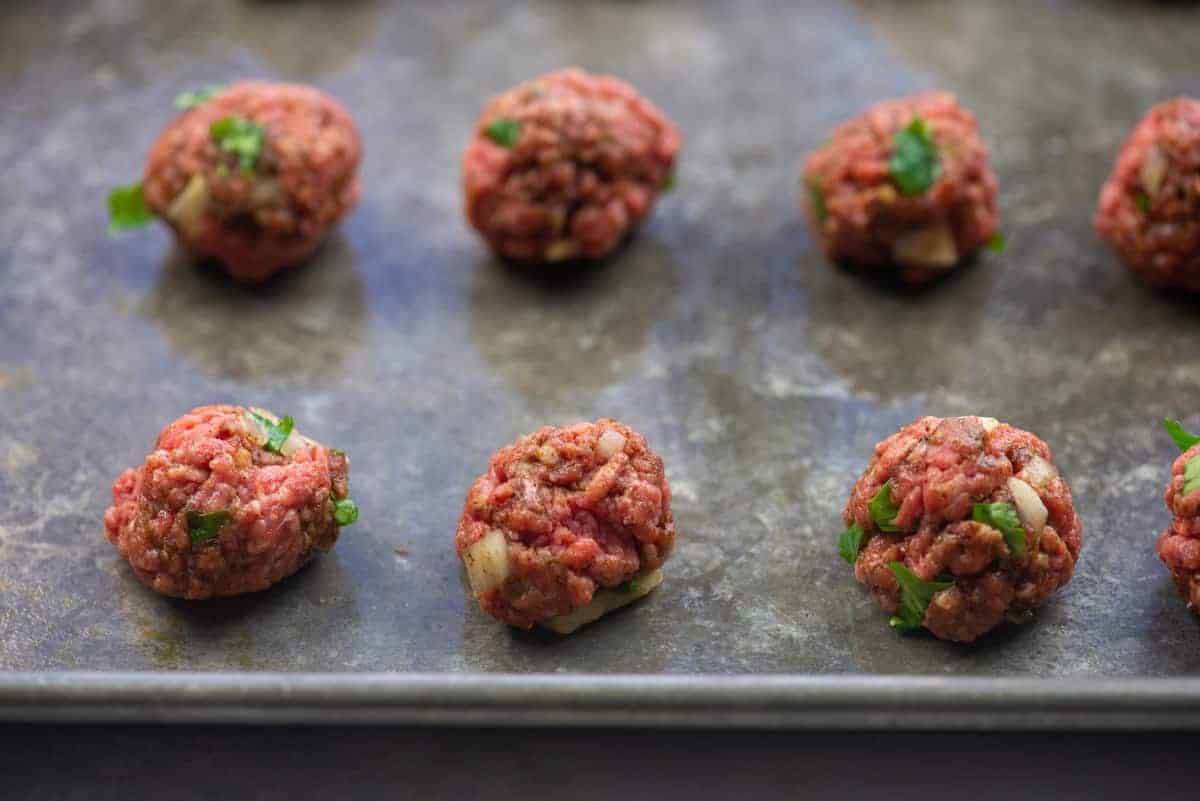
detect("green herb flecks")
[618,578,641,594]
[247,410,294,454]
[186,510,231,544]
[662,171,676,192]
[888,562,954,631]
[485,117,521,148]
[972,501,1026,555]
[838,522,866,565]
[888,116,942,196]
[1135,191,1152,214]
[809,178,827,223]
[1185,458,1200,497]
[1169,420,1200,496]
[986,231,1007,254]
[1164,419,1200,453]
[333,497,359,526]
[174,84,226,110]
[868,479,903,532]
[210,116,265,173]
[107,182,154,233]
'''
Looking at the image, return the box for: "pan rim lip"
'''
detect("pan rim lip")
[3,672,1200,729]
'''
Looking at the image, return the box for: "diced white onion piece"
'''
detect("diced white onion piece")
[597,429,626,460]
[244,407,269,444]
[891,221,958,270]
[166,174,209,234]
[1022,455,1057,489]
[544,240,577,262]
[463,529,510,594]
[1007,477,1048,535]
[250,177,282,207]
[279,431,311,457]
[1140,144,1167,199]
[244,407,299,454]
[977,416,999,432]
[540,568,664,635]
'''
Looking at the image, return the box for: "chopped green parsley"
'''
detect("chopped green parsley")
[809,179,827,223]
[333,497,359,526]
[868,479,903,532]
[888,562,954,631]
[838,522,866,565]
[186,510,231,544]
[107,182,154,233]
[247,411,294,454]
[972,501,1026,555]
[210,116,265,173]
[888,116,942,196]
[1163,419,1200,453]
[485,117,521,148]
[174,84,226,110]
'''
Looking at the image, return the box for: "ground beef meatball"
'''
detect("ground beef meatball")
[803,92,1000,284]
[455,419,675,633]
[1157,426,1200,610]
[842,416,1082,643]
[141,81,361,283]
[461,68,680,263]
[1095,98,1200,290]
[103,404,356,599]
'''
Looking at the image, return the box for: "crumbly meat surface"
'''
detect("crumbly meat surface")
[142,81,361,283]
[804,92,999,283]
[1095,97,1200,290]
[462,68,680,263]
[104,404,350,598]
[844,415,1082,642]
[455,419,675,628]
[1158,439,1200,610]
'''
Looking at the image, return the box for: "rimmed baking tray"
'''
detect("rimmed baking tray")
[3,0,1200,728]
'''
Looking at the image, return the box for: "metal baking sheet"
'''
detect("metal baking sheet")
[3,0,1200,728]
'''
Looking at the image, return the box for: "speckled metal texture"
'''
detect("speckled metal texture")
[3,0,1200,727]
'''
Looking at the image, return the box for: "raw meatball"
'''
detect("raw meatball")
[103,404,357,598]
[142,81,361,283]
[841,416,1082,642]
[804,92,1000,284]
[462,68,680,263]
[1095,98,1200,290]
[1158,420,1200,609]
[455,419,675,633]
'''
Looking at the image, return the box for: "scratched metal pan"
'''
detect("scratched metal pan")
[3,0,1200,729]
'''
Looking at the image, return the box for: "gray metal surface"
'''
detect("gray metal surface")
[2,0,1200,726]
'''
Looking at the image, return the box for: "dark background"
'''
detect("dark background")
[4,725,1200,800]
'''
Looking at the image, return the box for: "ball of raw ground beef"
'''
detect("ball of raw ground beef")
[803,92,1000,284]
[455,419,675,633]
[141,81,361,283]
[461,68,680,263]
[1157,420,1200,610]
[840,415,1082,642]
[1095,97,1200,290]
[103,404,357,599]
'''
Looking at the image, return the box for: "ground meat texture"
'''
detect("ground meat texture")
[141,81,361,284]
[461,68,680,263]
[455,419,675,631]
[103,405,352,598]
[803,92,1000,284]
[1157,442,1200,610]
[844,416,1083,643]
[1094,98,1200,290]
